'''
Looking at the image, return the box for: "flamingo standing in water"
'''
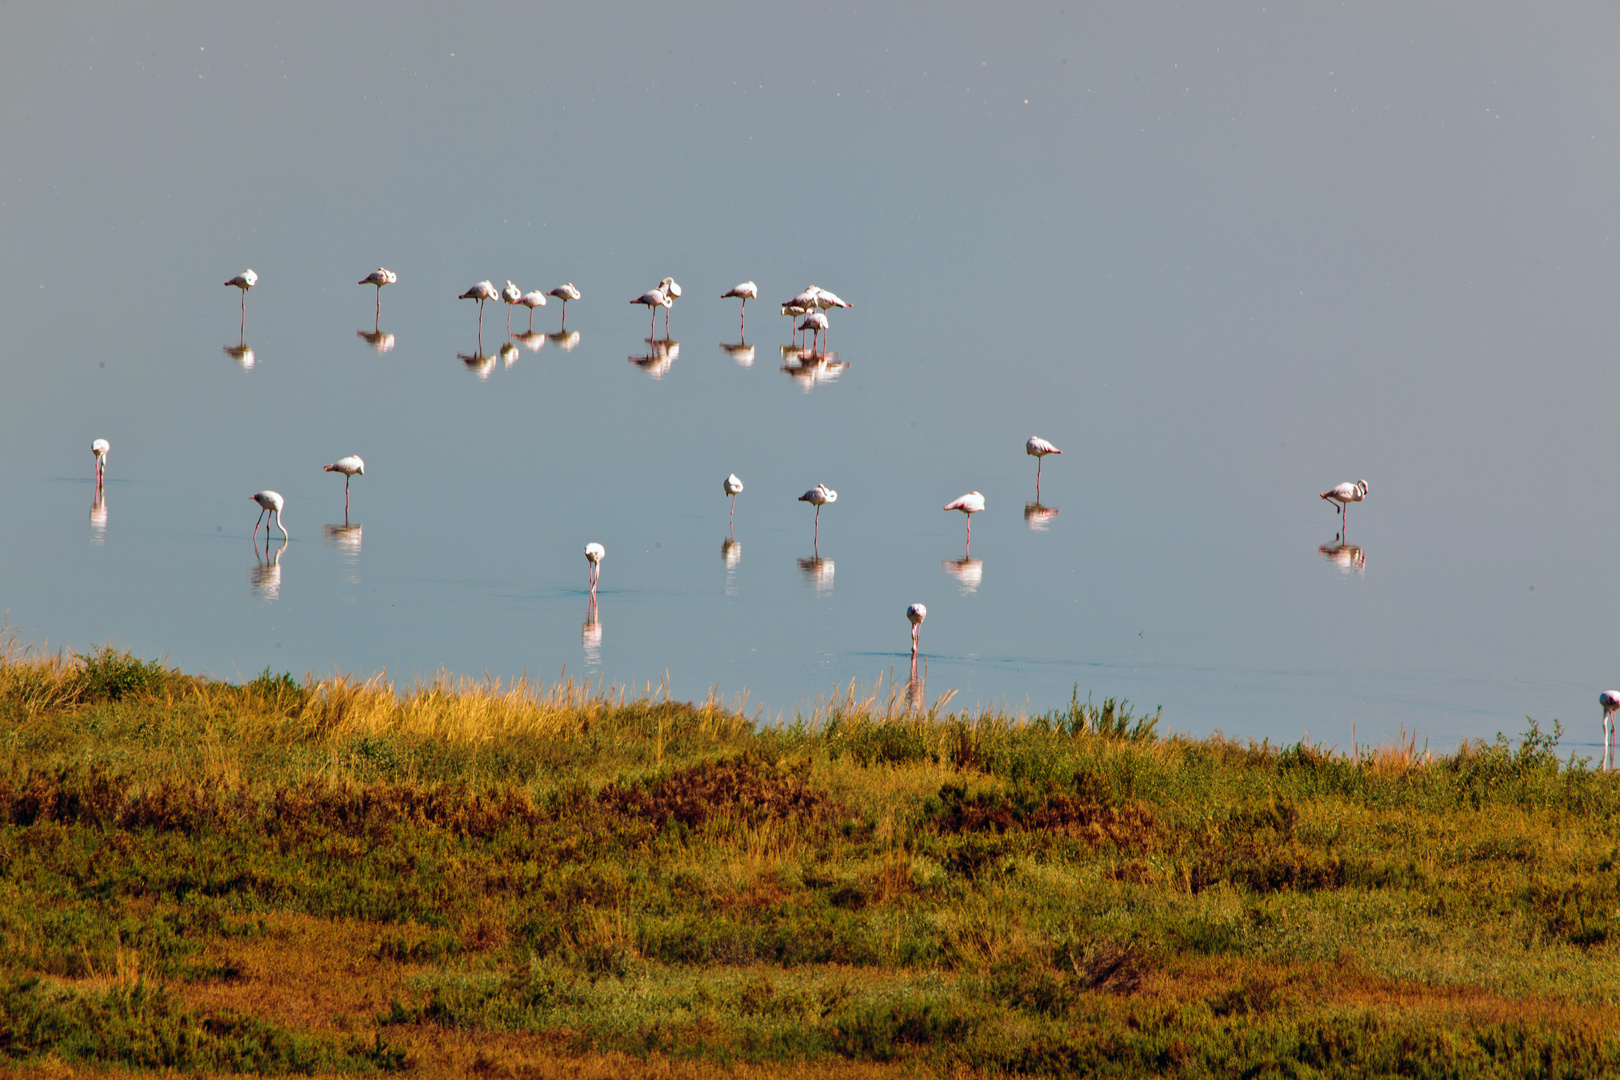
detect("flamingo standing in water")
[224,269,257,334]
[944,492,986,552]
[722,282,757,331]
[798,311,829,352]
[358,268,396,320]
[799,483,837,545]
[724,473,744,531]
[1602,691,1620,771]
[548,283,580,325]
[907,603,926,659]
[631,286,671,336]
[251,490,288,542]
[460,281,499,336]
[1320,479,1368,531]
[91,438,109,489]
[323,455,365,516]
[501,281,523,335]
[1026,436,1061,493]
[585,542,605,595]
[657,278,682,333]
[517,290,547,331]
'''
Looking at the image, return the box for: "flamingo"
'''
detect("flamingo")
[1603,691,1620,771]
[1320,479,1369,530]
[810,287,852,311]
[323,455,364,516]
[658,277,682,332]
[723,473,743,530]
[517,290,548,331]
[548,283,580,325]
[799,483,837,545]
[631,286,671,336]
[358,268,396,320]
[91,438,109,488]
[1026,436,1061,493]
[500,281,523,335]
[224,269,257,334]
[798,311,829,352]
[907,603,926,659]
[785,286,821,311]
[782,303,810,344]
[251,490,288,542]
[944,492,986,552]
[460,280,498,336]
[722,282,757,331]
[585,542,605,595]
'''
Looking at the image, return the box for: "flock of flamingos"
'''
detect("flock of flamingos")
[89,268,1619,751]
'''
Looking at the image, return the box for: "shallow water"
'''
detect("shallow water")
[1,3,1615,750]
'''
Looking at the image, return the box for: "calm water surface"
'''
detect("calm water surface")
[1,3,1615,750]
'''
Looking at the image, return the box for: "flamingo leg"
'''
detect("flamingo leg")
[729,495,736,530]
[528,309,534,331]
[345,476,351,516]
[814,506,820,546]
[560,302,567,328]
[253,508,266,542]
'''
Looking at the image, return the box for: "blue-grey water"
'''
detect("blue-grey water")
[1,3,1615,751]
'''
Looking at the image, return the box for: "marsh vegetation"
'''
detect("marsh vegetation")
[1,639,1618,1077]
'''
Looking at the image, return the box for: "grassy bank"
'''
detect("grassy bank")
[1,639,1618,1077]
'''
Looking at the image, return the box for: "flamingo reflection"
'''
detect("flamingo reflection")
[223,341,255,369]
[722,538,741,596]
[781,351,846,392]
[630,337,678,378]
[1318,538,1366,575]
[458,348,497,379]
[583,595,602,666]
[90,489,107,544]
[500,341,519,369]
[251,537,287,602]
[1023,502,1059,530]
[721,341,755,366]
[323,522,362,583]
[548,330,581,352]
[514,330,547,353]
[356,328,396,354]
[942,557,983,595]
[797,553,834,593]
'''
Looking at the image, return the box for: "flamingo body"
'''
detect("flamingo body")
[224,270,257,292]
[810,287,851,310]
[460,280,499,334]
[722,282,758,301]
[944,491,986,551]
[585,541,605,594]
[549,283,580,303]
[799,483,836,543]
[724,473,744,530]
[1026,436,1061,459]
[358,268,397,288]
[251,490,288,541]
[518,290,547,330]
[1320,479,1369,528]
[323,455,364,514]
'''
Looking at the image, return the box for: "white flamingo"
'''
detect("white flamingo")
[548,283,580,325]
[658,278,682,332]
[724,473,744,530]
[91,438,109,488]
[798,311,829,352]
[944,492,986,552]
[585,542,605,595]
[1603,691,1620,771]
[781,303,810,344]
[810,287,852,310]
[907,603,926,659]
[799,483,837,545]
[785,286,821,310]
[518,290,548,331]
[460,280,499,335]
[722,282,757,331]
[251,490,288,542]
[501,281,523,335]
[224,269,257,334]
[1320,479,1369,530]
[358,268,396,319]
[323,455,364,516]
[631,286,671,336]
[1026,436,1061,492]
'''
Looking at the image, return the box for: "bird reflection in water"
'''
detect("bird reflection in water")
[356,328,396,354]
[500,341,519,369]
[721,341,755,367]
[781,350,846,392]
[630,337,679,378]
[514,330,547,353]
[251,537,288,601]
[1023,502,1059,530]
[722,538,741,595]
[942,557,983,595]
[323,522,362,584]
[1318,537,1366,575]
[223,341,255,370]
[798,553,834,593]
[458,349,497,379]
[548,330,581,352]
[582,596,602,666]
[90,489,107,544]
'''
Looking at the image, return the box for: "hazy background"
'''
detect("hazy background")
[0,2,1614,751]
